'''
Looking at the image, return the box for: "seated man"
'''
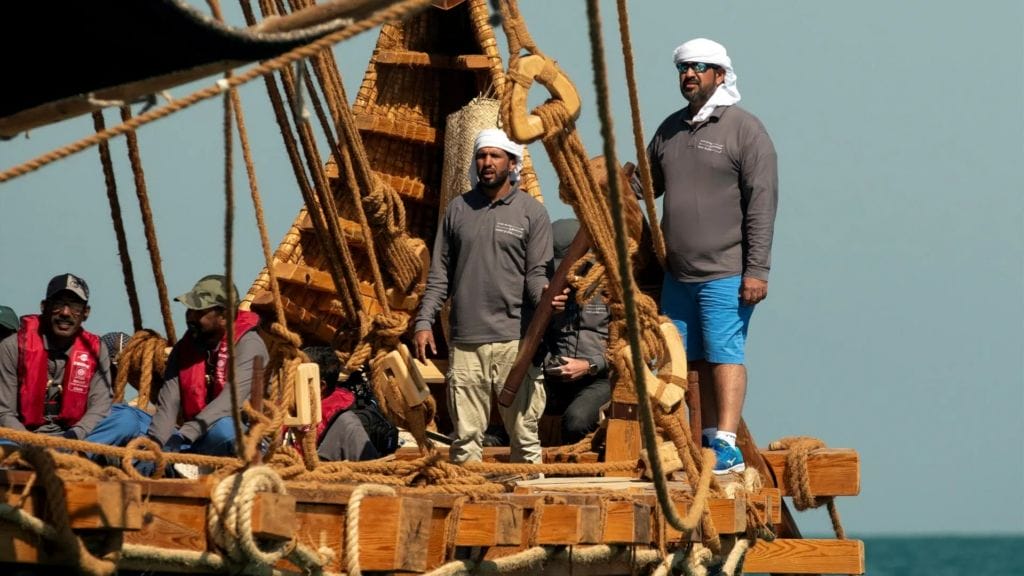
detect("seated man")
[87,275,267,459]
[0,306,18,341]
[0,274,112,440]
[543,219,611,444]
[303,346,378,462]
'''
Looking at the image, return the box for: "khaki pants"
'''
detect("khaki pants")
[447,340,546,463]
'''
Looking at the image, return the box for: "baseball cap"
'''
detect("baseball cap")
[45,273,90,303]
[0,305,18,331]
[174,274,239,310]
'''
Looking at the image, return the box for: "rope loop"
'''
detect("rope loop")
[208,466,295,565]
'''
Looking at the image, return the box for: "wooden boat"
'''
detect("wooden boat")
[0,1,864,575]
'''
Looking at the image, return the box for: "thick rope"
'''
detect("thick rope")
[119,106,177,344]
[345,484,397,576]
[18,446,118,576]
[208,466,294,565]
[0,0,434,184]
[112,329,167,408]
[769,436,846,539]
[614,0,666,266]
[93,111,143,331]
[220,81,247,463]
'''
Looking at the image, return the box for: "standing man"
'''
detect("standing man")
[0,274,112,439]
[643,38,778,474]
[414,128,552,464]
[543,218,611,444]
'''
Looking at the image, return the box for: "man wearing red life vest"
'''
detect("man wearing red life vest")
[146,275,268,456]
[0,274,112,440]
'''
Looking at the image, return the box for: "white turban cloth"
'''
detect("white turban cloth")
[469,128,524,187]
[673,38,742,122]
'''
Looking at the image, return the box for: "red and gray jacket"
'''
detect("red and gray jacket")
[16,315,99,428]
[316,386,355,442]
[176,311,260,421]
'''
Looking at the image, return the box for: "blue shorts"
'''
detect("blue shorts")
[661,274,754,364]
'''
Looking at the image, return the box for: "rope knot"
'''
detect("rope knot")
[208,466,294,566]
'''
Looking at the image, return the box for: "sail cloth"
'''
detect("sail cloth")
[0,0,369,137]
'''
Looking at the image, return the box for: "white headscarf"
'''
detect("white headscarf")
[673,38,741,122]
[469,128,524,187]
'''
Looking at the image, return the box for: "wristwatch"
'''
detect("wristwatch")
[587,360,599,376]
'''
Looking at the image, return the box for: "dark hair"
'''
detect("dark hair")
[302,346,341,386]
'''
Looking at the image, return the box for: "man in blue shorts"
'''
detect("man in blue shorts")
[640,38,778,473]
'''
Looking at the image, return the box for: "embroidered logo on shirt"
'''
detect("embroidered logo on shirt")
[583,304,608,315]
[495,222,525,238]
[697,139,724,154]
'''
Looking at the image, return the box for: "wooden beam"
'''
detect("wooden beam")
[455,502,522,546]
[357,495,432,572]
[250,493,297,541]
[601,501,651,544]
[375,50,492,70]
[355,114,438,145]
[297,213,366,246]
[65,481,142,530]
[762,449,860,497]
[125,495,208,551]
[743,538,865,575]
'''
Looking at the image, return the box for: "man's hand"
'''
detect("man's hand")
[413,329,436,363]
[550,286,571,312]
[550,357,590,381]
[740,277,768,306]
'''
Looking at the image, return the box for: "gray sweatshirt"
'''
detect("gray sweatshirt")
[646,104,778,282]
[415,187,553,344]
[147,330,268,445]
[0,332,112,438]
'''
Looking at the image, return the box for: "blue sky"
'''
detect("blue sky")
[1,0,1022,535]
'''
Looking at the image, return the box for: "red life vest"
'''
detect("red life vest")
[177,311,261,421]
[315,386,355,443]
[16,315,100,428]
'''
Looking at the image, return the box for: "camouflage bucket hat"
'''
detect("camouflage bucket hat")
[174,275,239,310]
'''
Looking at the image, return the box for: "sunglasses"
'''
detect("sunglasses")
[48,299,86,316]
[675,61,718,74]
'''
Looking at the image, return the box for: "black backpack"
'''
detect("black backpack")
[353,401,399,456]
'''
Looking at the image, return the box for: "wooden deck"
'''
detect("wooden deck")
[0,444,864,575]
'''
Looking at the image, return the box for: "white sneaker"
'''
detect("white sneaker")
[172,463,200,479]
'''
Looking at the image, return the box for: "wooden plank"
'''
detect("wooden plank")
[751,487,783,525]
[743,538,865,574]
[250,492,297,541]
[291,502,345,573]
[65,481,142,530]
[761,449,860,497]
[375,49,492,70]
[455,502,522,546]
[602,501,650,544]
[354,114,438,145]
[536,503,581,544]
[0,482,41,564]
[663,493,746,541]
[357,495,432,572]
[125,495,207,551]
[296,212,365,246]
[604,417,641,477]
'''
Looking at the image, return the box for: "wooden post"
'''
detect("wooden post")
[686,369,701,448]
[737,419,813,576]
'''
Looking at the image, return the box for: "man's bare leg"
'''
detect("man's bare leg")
[712,363,746,434]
